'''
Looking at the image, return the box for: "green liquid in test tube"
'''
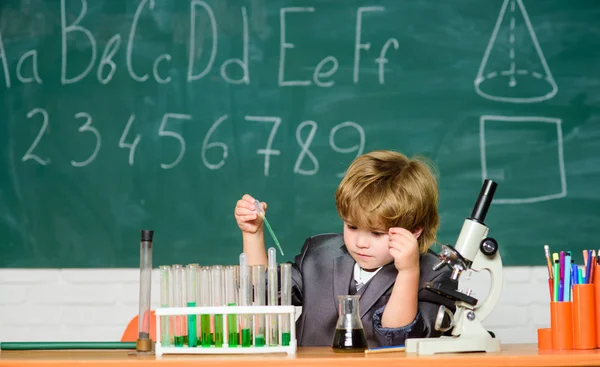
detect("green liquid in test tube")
[172,265,185,347]
[281,263,292,346]
[239,254,252,347]
[225,266,238,347]
[253,264,266,347]
[159,266,172,347]
[199,267,212,347]
[211,266,225,347]
[186,264,198,347]
[267,248,279,346]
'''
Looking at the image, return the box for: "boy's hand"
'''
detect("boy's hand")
[388,227,420,273]
[234,194,267,234]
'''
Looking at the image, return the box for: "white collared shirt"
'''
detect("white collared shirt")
[353,262,383,291]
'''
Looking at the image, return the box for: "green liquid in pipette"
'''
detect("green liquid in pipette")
[201,314,212,347]
[282,332,291,346]
[262,216,284,256]
[255,335,265,347]
[174,336,184,347]
[241,328,252,347]
[187,302,197,347]
[214,315,224,347]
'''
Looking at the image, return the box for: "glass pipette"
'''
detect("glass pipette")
[137,230,153,352]
[254,200,284,256]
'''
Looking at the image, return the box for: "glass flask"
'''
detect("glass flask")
[331,295,368,352]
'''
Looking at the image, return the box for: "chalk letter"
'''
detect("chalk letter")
[127,0,154,82]
[220,7,249,85]
[61,0,97,85]
[17,50,43,84]
[353,6,383,84]
[0,32,9,88]
[313,56,338,87]
[97,34,121,84]
[375,38,398,84]
[188,0,217,82]
[279,7,314,87]
[153,54,171,84]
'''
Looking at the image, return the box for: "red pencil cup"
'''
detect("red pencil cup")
[550,301,573,350]
[537,328,552,350]
[572,284,597,349]
[594,264,600,348]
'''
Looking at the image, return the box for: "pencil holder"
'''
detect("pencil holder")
[594,264,600,348]
[550,301,573,350]
[537,327,552,350]
[154,305,297,356]
[572,284,597,350]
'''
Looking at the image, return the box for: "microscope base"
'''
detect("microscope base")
[405,335,501,355]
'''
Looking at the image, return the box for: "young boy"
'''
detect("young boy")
[234,150,455,347]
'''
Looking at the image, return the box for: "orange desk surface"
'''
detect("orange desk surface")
[1,344,600,367]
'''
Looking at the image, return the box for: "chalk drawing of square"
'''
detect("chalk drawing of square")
[480,115,566,204]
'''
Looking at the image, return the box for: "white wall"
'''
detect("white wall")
[0,267,550,343]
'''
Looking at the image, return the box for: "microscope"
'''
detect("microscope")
[406,179,503,355]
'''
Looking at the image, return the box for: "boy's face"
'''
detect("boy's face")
[343,221,394,270]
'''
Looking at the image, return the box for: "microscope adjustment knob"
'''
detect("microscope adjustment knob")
[480,237,498,256]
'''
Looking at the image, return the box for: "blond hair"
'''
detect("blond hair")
[335,150,440,253]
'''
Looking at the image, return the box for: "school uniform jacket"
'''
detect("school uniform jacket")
[289,233,456,347]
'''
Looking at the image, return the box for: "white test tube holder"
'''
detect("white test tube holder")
[154,305,297,356]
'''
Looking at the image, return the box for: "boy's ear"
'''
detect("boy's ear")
[412,227,424,239]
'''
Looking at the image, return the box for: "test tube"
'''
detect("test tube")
[280,263,292,346]
[225,266,238,347]
[136,230,153,352]
[253,264,266,347]
[172,264,185,347]
[239,254,252,347]
[186,264,198,347]
[199,266,212,347]
[159,265,172,347]
[212,266,225,347]
[267,248,279,346]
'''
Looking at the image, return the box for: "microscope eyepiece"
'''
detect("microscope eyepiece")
[469,179,497,224]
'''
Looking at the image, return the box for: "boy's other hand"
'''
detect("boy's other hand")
[235,194,267,234]
[388,227,420,274]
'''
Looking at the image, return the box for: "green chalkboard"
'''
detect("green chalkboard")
[1,0,599,268]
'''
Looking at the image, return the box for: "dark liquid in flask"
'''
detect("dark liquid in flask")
[331,328,367,352]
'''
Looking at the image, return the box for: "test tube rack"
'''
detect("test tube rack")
[154,305,297,356]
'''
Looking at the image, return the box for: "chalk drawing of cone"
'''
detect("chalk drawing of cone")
[474,0,557,103]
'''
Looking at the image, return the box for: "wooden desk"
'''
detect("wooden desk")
[1,344,599,367]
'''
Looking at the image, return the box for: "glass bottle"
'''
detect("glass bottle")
[331,295,368,352]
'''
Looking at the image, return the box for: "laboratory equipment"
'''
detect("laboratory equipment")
[186,264,198,347]
[199,266,212,347]
[239,254,252,347]
[280,263,292,346]
[254,199,284,256]
[136,230,153,353]
[159,265,172,347]
[225,266,238,347]
[267,248,279,346]
[172,264,186,347]
[253,265,267,346]
[406,179,503,355]
[331,295,367,353]
[212,266,225,347]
